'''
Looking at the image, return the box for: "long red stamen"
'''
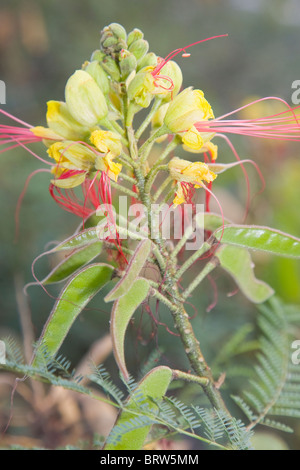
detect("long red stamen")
[151,34,228,76]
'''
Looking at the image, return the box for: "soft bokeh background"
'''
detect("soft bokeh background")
[0,0,300,449]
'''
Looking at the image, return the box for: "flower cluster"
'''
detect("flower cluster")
[1,22,300,219]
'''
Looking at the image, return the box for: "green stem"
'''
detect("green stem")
[144,165,168,194]
[175,242,211,280]
[135,98,163,140]
[110,180,137,198]
[122,87,231,418]
[152,176,172,202]
[139,125,169,164]
[182,259,218,300]
[172,369,210,387]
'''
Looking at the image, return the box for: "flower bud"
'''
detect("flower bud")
[46,100,89,141]
[129,39,149,61]
[100,23,127,53]
[101,56,121,81]
[164,87,214,133]
[83,60,110,95]
[154,60,182,102]
[127,69,155,108]
[65,70,108,127]
[127,28,144,47]
[90,49,106,62]
[137,52,157,71]
[119,50,137,79]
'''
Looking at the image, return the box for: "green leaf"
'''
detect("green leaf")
[33,263,113,366]
[104,366,173,450]
[53,228,99,251]
[216,245,274,303]
[43,241,103,284]
[214,225,300,258]
[105,239,152,302]
[111,278,150,380]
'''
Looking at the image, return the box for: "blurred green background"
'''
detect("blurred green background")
[0,0,300,450]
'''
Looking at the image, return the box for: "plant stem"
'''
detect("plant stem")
[123,93,231,418]
[135,98,162,140]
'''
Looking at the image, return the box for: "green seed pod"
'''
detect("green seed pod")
[127,28,144,47]
[129,39,149,61]
[83,60,110,95]
[137,52,157,71]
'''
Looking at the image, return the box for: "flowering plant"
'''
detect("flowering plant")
[1,23,300,450]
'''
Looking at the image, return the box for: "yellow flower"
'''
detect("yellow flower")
[164,88,214,133]
[183,140,218,160]
[48,141,96,171]
[30,126,64,147]
[90,130,122,157]
[95,154,122,181]
[169,157,217,205]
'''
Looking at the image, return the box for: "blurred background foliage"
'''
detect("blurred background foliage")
[0,0,300,450]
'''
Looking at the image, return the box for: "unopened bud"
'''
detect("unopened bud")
[90,49,105,62]
[137,52,157,71]
[127,69,155,108]
[119,50,137,79]
[100,23,127,53]
[156,60,182,102]
[101,56,121,81]
[129,39,149,61]
[127,28,144,47]
[65,70,108,127]
[83,60,110,95]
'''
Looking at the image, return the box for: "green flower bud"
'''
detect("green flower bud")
[155,60,183,102]
[83,60,110,95]
[106,23,127,42]
[127,69,155,108]
[101,56,121,81]
[90,49,105,62]
[127,28,144,47]
[65,70,108,127]
[46,100,89,141]
[119,50,137,79]
[137,52,157,71]
[100,23,127,54]
[129,39,149,61]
